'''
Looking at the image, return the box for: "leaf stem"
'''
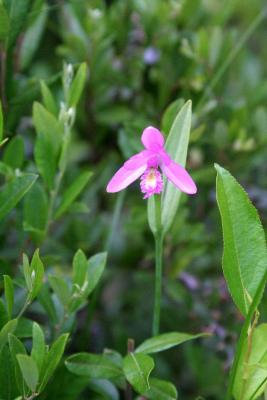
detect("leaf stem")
[240,311,259,399]
[152,195,163,336]
[17,295,31,319]
[125,338,135,400]
[226,269,267,399]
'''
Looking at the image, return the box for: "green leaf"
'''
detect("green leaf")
[215,164,267,316]
[86,252,107,296]
[38,333,69,392]
[65,353,122,379]
[0,319,17,353]
[22,253,32,291]
[40,80,58,116]
[3,136,25,169]
[0,101,3,142]
[17,354,39,392]
[233,323,267,400]
[3,275,14,320]
[68,63,87,107]
[123,353,154,394]
[7,0,31,49]
[55,171,92,219]
[33,102,62,189]
[31,322,45,372]
[145,378,178,400]
[160,100,193,234]
[0,173,38,220]
[136,332,208,354]
[23,181,48,240]
[161,98,185,135]
[48,276,71,306]
[38,284,57,323]
[29,249,44,301]
[72,249,87,288]
[88,379,119,400]
[0,343,19,399]
[20,0,48,69]
[8,334,26,394]
[0,4,9,41]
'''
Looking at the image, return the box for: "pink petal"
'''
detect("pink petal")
[161,161,197,194]
[106,164,147,193]
[124,150,151,170]
[141,126,164,151]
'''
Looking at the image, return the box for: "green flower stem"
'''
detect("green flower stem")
[152,195,164,336]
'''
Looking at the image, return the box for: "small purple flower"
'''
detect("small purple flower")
[106,126,197,199]
[143,47,160,65]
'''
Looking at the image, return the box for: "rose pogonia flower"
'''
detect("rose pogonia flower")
[106,126,197,198]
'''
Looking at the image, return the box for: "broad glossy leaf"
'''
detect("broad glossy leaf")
[123,353,154,394]
[38,333,69,392]
[88,379,119,400]
[0,173,37,221]
[68,63,88,107]
[4,275,14,320]
[145,378,178,400]
[55,171,92,219]
[233,324,267,400]
[136,332,207,354]
[215,164,267,316]
[17,355,39,392]
[65,353,122,379]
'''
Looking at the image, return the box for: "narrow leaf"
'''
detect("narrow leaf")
[31,322,45,372]
[38,333,69,392]
[3,136,25,169]
[4,275,14,320]
[136,332,208,354]
[0,319,17,353]
[86,252,107,296]
[17,354,39,392]
[0,173,38,220]
[0,4,9,41]
[161,100,192,234]
[215,164,267,316]
[8,334,27,394]
[68,63,88,107]
[55,171,92,219]
[40,80,58,116]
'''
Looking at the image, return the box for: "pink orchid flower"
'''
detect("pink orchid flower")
[106,126,197,199]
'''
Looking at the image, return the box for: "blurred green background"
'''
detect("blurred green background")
[1,0,267,398]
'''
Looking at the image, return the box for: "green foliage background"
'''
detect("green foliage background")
[0,0,267,398]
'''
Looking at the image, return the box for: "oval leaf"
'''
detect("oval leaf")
[215,164,267,316]
[123,353,154,394]
[145,378,178,400]
[65,353,122,379]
